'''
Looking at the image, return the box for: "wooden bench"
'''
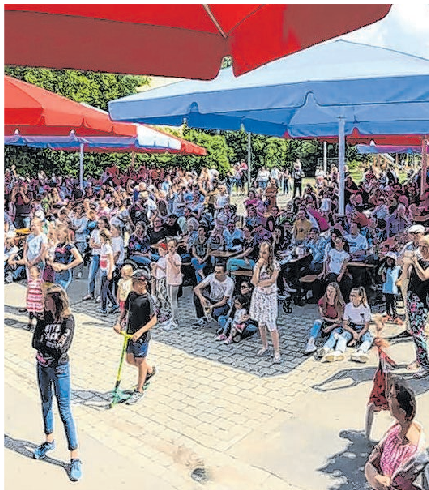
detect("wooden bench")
[299,274,319,284]
[230,270,253,277]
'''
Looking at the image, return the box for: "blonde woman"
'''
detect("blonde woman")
[250,241,281,363]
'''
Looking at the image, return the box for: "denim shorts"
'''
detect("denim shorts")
[126,339,149,358]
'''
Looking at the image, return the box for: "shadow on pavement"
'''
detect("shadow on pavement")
[317,429,373,490]
[71,389,112,411]
[312,367,429,397]
[312,367,375,392]
[4,433,69,474]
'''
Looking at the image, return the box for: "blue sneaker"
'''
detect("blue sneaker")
[69,459,83,482]
[34,440,55,459]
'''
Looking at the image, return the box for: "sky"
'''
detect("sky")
[341,3,429,60]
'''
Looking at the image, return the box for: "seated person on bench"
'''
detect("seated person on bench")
[193,263,234,327]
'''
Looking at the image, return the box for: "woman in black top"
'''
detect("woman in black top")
[31,285,82,481]
[404,235,429,378]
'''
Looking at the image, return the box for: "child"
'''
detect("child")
[113,270,156,405]
[151,242,173,329]
[25,265,44,331]
[166,239,182,328]
[99,229,119,315]
[381,252,403,325]
[116,264,133,316]
[365,338,396,440]
[216,295,248,343]
[323,287,373,363]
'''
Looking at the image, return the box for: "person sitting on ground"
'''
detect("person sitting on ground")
[365,378,429,490]
[215,294,249,344]
[193,263,234,327]
[322,287,373,363]
[305,282,344,354]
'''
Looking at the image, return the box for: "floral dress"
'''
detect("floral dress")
[407,250,429,370]
[249,261,280,331]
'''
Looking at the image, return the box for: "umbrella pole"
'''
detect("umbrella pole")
[421,136,428,198]
[247,132,251,192]
[79,143,84,191]
[338,117,346,216]
[323,141,327,174]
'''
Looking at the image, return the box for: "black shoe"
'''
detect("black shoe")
[18,308,27,313]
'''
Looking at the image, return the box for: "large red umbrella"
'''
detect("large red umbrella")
[5,5,391,80]
[5,75,137,137]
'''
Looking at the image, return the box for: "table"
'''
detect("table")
[210,250,237,259]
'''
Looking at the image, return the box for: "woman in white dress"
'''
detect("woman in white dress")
[250,241,281,363]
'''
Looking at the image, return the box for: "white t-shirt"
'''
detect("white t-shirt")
[100,243,113,272]
[112,236,125,265]
[26,233,48,262]
[327,249,350,275]
[344,302,371,326]
[166,253,182,286]
[90,229,101,256]
[200,274,234,304]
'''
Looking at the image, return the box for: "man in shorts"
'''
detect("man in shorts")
[113,270,156,405]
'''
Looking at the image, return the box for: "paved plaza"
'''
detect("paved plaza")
[4,280,429,490]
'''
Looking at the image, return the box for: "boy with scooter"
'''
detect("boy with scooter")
[113,269,156,405]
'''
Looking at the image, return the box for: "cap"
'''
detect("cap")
[385,252,397,260]
[132,269,150,281]
[6,231,16,238]
[408,224,425,234]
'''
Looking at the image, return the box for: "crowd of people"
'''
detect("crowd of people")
[4,159,429,373]
[4,157,429,485]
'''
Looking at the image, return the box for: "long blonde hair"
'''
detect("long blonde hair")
[260,241,275,276]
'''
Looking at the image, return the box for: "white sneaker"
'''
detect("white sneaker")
[305,338,316,354]
[324,350,344,362]
[95,296,101,303]
[351,351,368,363]
[169,320,179,329]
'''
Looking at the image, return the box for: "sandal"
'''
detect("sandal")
[273,353,282,364]
[257,347,268,356]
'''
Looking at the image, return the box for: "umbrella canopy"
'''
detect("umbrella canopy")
[5,5,391,80]
[109,39,429,138]
[356,143,428,155]
[4,131,206,155]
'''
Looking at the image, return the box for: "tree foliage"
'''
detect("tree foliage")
[5,66,368,179]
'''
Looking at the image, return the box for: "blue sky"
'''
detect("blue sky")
[341,4,429,59]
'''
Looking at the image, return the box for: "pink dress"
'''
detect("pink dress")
[27,278,44,315]
[379,424,418,477]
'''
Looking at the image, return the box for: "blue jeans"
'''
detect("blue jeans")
[309,319,323,339]
[191,258,206,283]
[54,269,72,291]
[100,271,117,311]
[130,254,151,266]
[14,216,31,229]
[226,258,255,272]
[336,330,373,354]
[87,254,100,296]
[37,362,78,451]
[323,327,343,351]
[74,242,86,276]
